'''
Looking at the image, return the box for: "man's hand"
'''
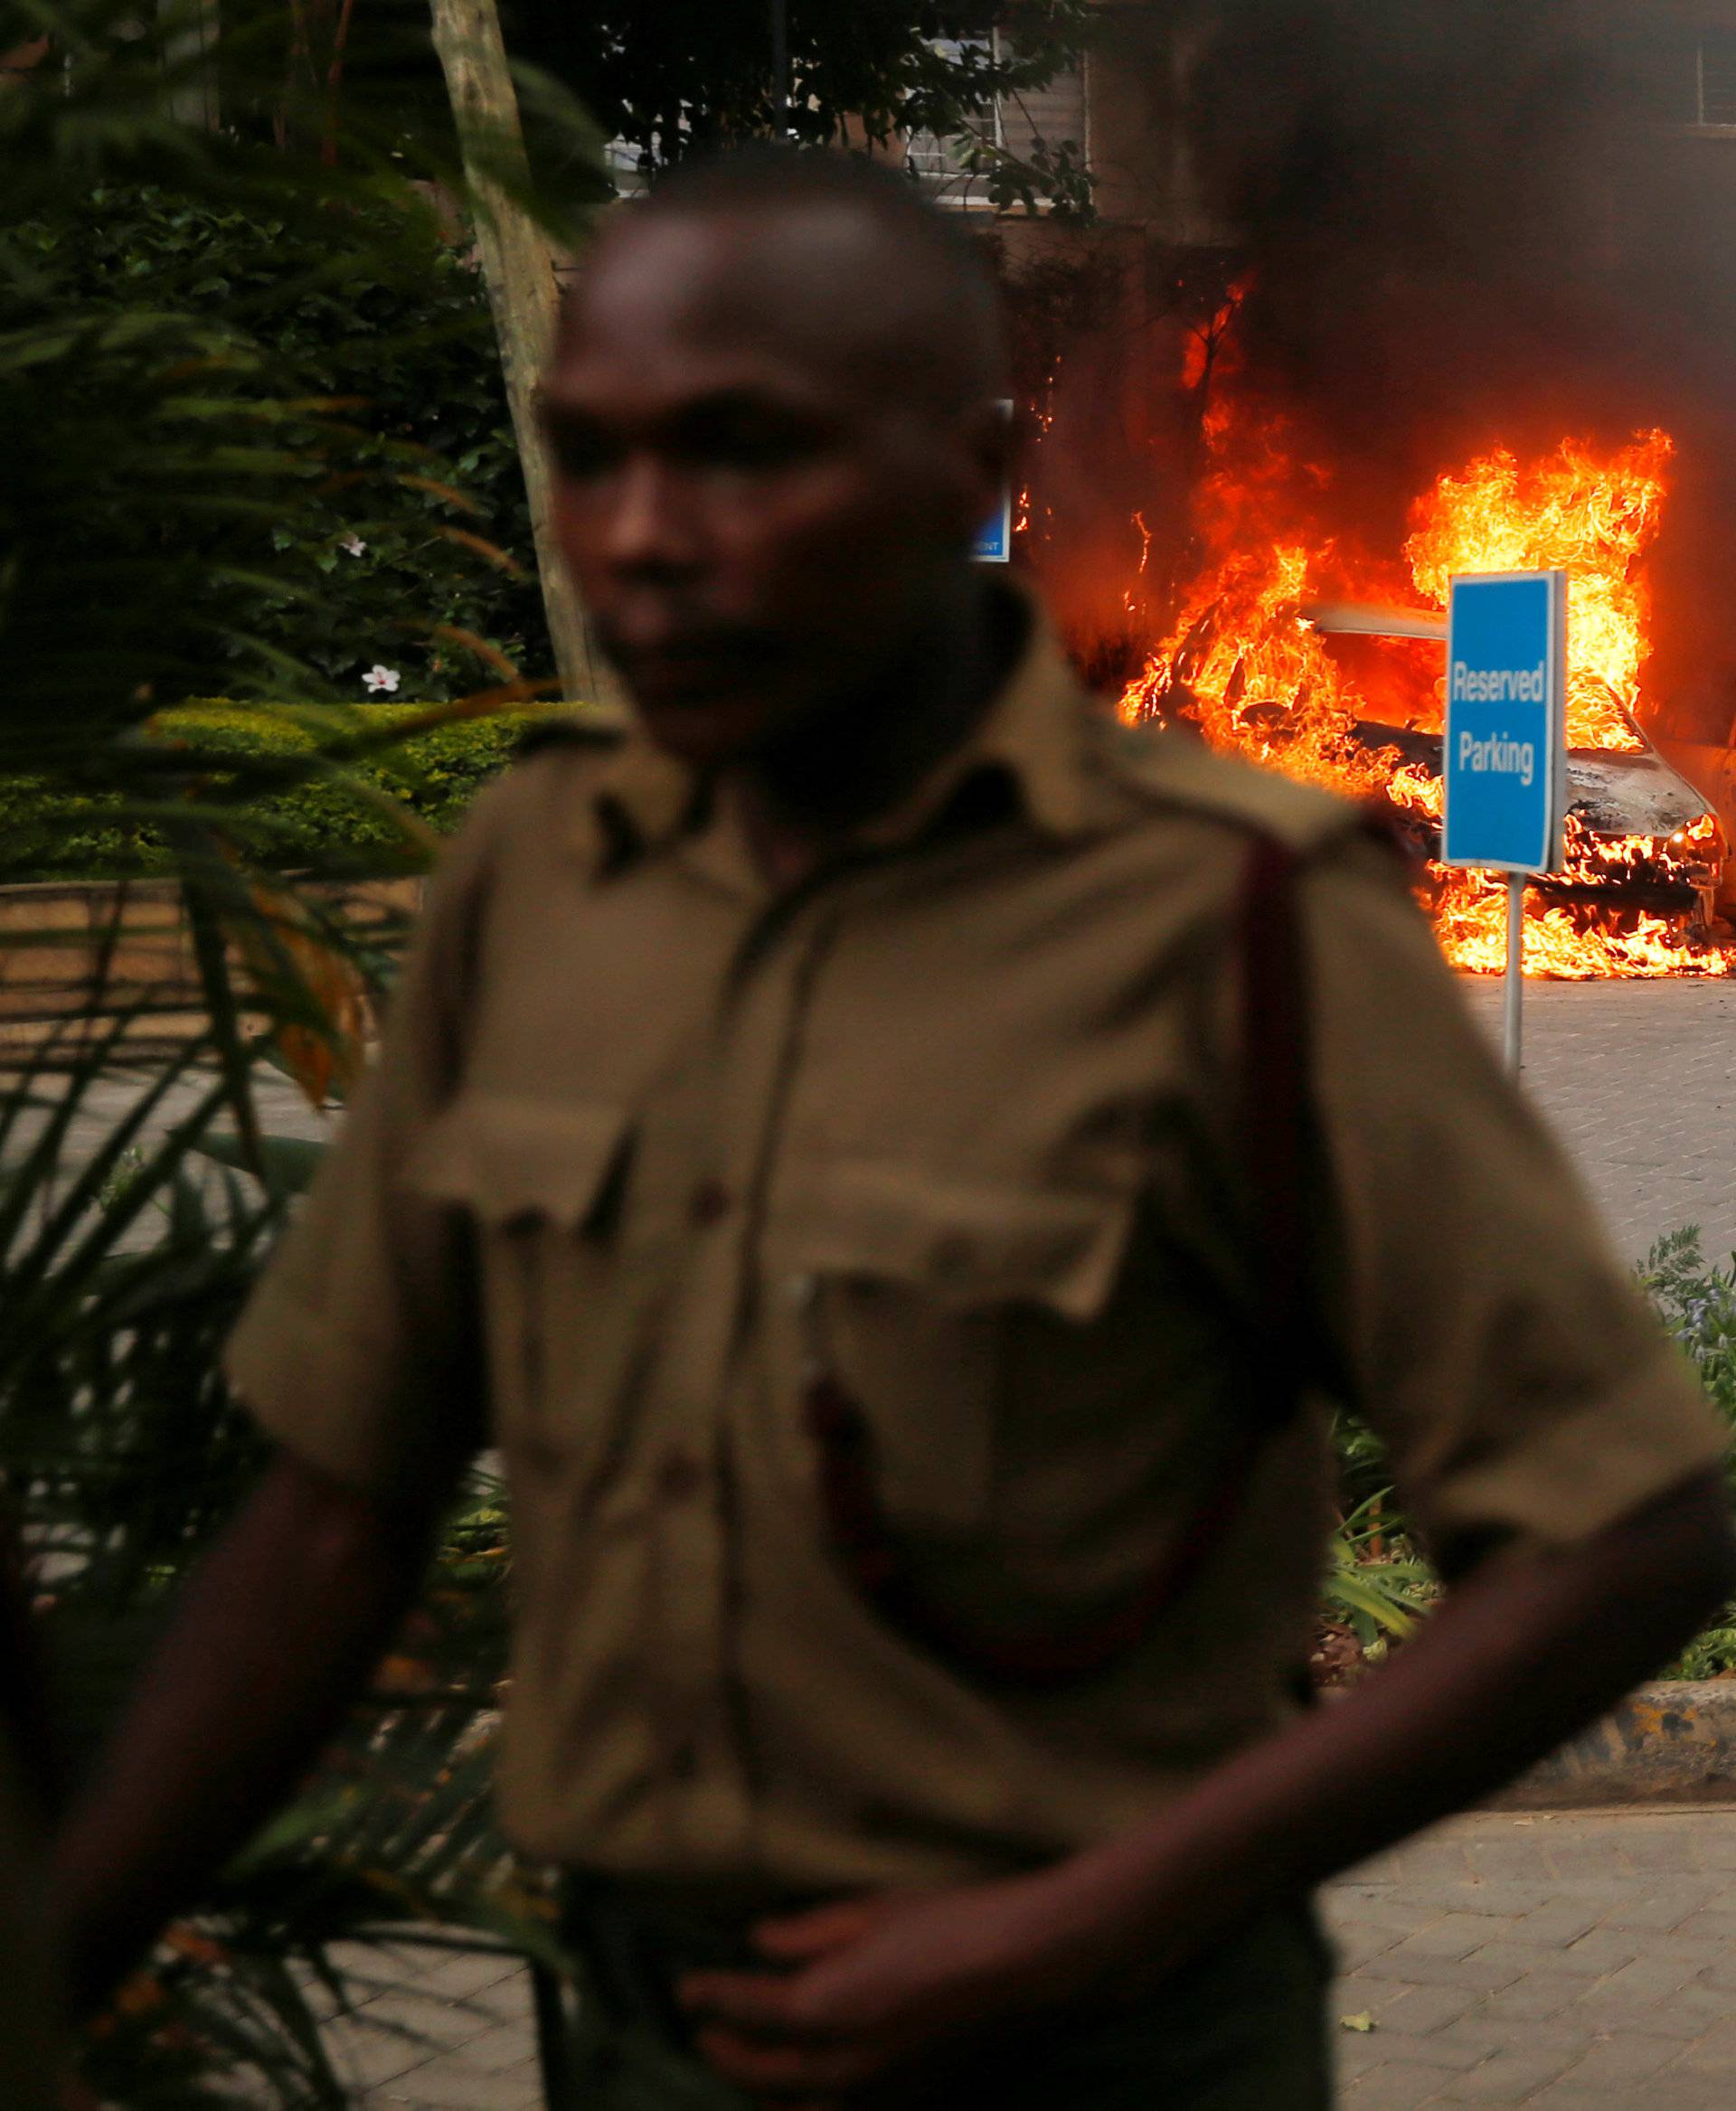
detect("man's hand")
[689,1466,1735,2106]
[680,1874,1106,2103]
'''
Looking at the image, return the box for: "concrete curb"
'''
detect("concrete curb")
[1492,1682,1736,1808]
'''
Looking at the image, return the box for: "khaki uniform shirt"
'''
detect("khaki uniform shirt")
[227,598,1724,1900]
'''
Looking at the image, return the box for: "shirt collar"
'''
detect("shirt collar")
[574,582,1106,874]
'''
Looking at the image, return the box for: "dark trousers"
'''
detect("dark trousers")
[540,1881,1335,2110]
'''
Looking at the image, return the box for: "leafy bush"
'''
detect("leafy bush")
[1634,1227,1736,1679]
[0,701,586,880]
[0,1027,538,2106]
[13,179,551,705]
[0,11,597,2097]
[1324,1494,1435,1654]
[1638,1226,1736,1435]
[1321,1227,1736,1684]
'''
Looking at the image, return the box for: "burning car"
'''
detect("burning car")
[1305,596,1728,940]
[1117,419,1734,977]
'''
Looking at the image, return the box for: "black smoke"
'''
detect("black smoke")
[1171,0,1736,734]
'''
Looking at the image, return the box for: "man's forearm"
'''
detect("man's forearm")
[53,1450,441,2011]
[1040,1467,1736,1983]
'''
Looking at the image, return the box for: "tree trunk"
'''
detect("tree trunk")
[429,0,608,704]
[159,0,221,130]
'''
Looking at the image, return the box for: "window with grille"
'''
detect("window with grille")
[905,33,1087,207]
[595,33,1088,203]
[904,37,1000,186]
[998,60,1088,168]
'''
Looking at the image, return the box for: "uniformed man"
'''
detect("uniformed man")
[53,150,1736,2108]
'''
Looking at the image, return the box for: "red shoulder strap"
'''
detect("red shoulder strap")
[806,826,1321,1687]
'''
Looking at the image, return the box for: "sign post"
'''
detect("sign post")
[1505,871,1526,1072]
[1440,570,1568,1076]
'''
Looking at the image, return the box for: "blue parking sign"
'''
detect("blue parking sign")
[1442,570,1567,875]
[973,399,1014,563]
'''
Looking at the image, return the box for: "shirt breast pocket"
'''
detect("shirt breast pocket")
[772,1159,1139,1538]
[406,1093,636,1473]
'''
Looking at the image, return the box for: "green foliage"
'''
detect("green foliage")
[1321,1229,1736,1683]
[0,6,597,2099]
[5,4,482,735]
[1318,1414,1433,1673]
[0,1023,537,2106]
[1635,1227,1736,1679]
[12,177,552,704]
[1329,1411,1394,1518]
[1665,1620,1736,1683]
[1638,1225,1736,1432]
[0,702,579,881]
[510,0,1098,218]
[1324,1496,1436,1653]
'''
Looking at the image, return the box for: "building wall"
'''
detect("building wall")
[1082,0,1230,245]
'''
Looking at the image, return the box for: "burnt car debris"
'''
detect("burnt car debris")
[1304,601,1730,934]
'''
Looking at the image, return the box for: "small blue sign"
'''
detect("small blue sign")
[973,398,1014,563]
[1442,570,1566,875]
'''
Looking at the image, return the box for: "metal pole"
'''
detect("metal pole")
[771,0,790,139]
[1505,872,1525,1076]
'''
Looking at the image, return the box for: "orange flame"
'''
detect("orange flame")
[1407,433,1673,752]
[1118,394,1728,978]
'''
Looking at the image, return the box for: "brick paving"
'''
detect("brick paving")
[335,1813,1736,2109]
[318,1940,542,2109]
[1330,1810,1736,2107]
[1458,978,1736,1266]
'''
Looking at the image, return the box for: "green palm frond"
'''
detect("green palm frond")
[0,6,602,2100]
[1324,1494,1436,1648]
[0,1031,530,2105]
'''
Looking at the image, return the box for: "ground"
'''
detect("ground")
[1330,1810,1736,2108]
[326,1810,1736,2109]
[140,975,1736,2107]
[1458,979,1736,1268]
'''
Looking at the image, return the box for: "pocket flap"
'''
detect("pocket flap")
[406,1093,631,1230]
[782,1160,1137,1323]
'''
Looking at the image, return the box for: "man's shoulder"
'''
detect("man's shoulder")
[1099,720,1368,861]
[511,701,633,761]
[463,702,633,832]
[420,705,634,909]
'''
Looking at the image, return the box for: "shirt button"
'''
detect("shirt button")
[658,1448,705,1501]
[689,1178,731,1228]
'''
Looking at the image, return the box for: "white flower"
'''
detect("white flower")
[363,664,401,694]
[339,532,366,557]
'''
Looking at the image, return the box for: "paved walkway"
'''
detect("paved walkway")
[1330,1809,1736,2107]
[335,1812,1736,2109]
[1459,978,1736,1266]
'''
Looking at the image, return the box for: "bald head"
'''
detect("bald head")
[573,147,1008,416]
[542,147,1014,768]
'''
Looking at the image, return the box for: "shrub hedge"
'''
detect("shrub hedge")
[0,702,585,880]
[16,181,553,706]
